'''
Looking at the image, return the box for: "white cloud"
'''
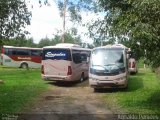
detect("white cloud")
[26,0,62,43]
[76,12,103,44]
[25,0,102,44]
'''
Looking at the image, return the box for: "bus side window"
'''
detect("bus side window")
[4,48,9,55]
[31,50,42,56]
[4,48,12,55]
[16,49,30,56]
[72,53,82,64]
[81,54,87,62]
[12,49,17,55]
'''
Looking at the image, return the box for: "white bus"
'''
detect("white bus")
[1,45,42,68]
[41,43,91,82]
[89,44,129,90]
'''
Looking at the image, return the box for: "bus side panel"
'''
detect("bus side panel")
[2,54,41,68]
[1,54,19,67]
[71,62,83,80]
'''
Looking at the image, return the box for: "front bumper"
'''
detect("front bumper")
[89,77,127,88]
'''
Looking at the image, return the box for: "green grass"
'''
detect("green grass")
[0,66,49,113]
[103,68,160,114]
[138,59,144,68]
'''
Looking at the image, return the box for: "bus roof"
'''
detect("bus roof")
[43,43,91,51]
[3,45,42,50]
[93,44,128,50]
[43,43,80,48]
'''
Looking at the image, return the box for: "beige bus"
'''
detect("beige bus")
[89,44,129,91]
[41,43,91,82]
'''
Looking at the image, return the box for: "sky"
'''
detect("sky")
[25,0,98,44]
[26,0,62,43]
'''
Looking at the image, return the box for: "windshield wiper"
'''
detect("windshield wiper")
[104,63,119,67]
[104,64,121,71]
[92,65,107,70]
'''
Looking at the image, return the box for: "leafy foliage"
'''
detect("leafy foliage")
[95,0,160,67]
[0,0,31,44]
[37,32,82,47]
[2,38,37,47]
[56,0,94,23]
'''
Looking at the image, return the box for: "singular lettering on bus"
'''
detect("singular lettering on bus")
[18,57,31,60]
[45,52,66,58]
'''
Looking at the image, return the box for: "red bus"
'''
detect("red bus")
[1,45,42,68]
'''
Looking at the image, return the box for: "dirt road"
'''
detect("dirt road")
[21,80,117,120]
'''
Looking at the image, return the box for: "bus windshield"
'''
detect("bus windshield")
[91,48,125,71]
[43,49,71,61]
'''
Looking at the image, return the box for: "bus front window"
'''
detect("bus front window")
[91,49,125,74]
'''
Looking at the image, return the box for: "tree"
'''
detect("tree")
[38,32,82,47]
[94,0,160,67]
[50,35,61,45]
[46,0,94,42]
[0,0,31,45]
[38,37,51,48]
[3,37,37,47]
[25,38,37,47]
[39,0,96,43]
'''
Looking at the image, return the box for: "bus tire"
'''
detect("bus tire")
[94,88,99,92]
[21,63,28,69]
[80,73,84,82]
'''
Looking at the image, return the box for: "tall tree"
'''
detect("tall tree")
[0,0,31,45]
[38,32,82,47]
[55,0,95,42]
[39,0,96,43]
[38,37,51,48]
[93,0,160,67]
[3,37,37,47]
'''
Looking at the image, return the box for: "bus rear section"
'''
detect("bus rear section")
[41,44,91,82]
[89,45,129,90]
[42,48,74,81]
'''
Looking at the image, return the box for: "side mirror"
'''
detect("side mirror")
[87,57,90,63]
[127,54,130,59]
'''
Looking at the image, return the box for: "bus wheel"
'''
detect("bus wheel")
[80,73,84,82]
[21,63,28,69]
[94,88,99,92]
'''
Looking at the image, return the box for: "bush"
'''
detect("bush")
[155,67,160,78]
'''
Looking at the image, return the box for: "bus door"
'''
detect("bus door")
[71,50,83,80]
[81,52,90,77]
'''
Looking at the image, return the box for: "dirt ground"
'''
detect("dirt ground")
[20,80,118,120]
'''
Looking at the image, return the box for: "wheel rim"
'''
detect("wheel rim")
[22,64,27,69]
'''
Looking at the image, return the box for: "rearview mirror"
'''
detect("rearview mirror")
[87,56,90,63]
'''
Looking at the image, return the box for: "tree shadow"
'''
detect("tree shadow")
[117,90,160,114]
[46,79,88,87]
[126,76,144,92]
[130,72,145,76]
[145,91,160,113]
